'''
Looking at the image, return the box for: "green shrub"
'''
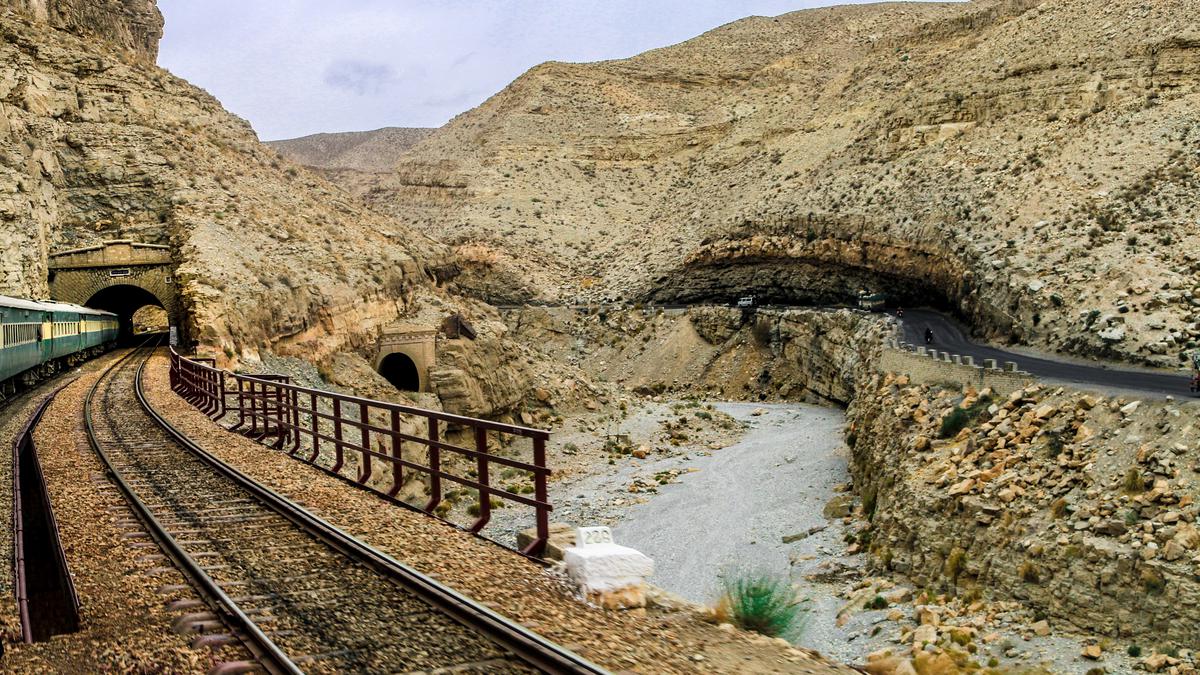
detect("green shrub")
[1123,468,1145,493]
[717,571,808,639]
[940,407,971,438]
[939,395,993,439]
[862,485,878,520]
[1140,568,1165,594]
[1046,431,1066,457]
[945,547,967,582]
[1127,645,1142,657]
[1019,561,1040,583]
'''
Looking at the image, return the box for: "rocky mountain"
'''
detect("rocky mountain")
[339,0,1200,368]
[0,1,432,350]
[269,127,435,173]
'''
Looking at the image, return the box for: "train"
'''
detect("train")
[0,295,119,397]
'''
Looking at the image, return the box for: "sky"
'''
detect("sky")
[157,0,882,141]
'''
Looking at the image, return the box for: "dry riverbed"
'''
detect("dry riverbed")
[501,399,1171,674]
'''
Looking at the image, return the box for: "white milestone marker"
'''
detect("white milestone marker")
[564,525,653,609]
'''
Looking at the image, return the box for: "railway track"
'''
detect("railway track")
[85,342,607,675]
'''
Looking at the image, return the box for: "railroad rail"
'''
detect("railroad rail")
[169,349,555,557]
[88,343,606,674]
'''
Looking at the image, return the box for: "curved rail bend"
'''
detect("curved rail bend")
[86,344,607,674]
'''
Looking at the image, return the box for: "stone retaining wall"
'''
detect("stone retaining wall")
[879,344,1034,396]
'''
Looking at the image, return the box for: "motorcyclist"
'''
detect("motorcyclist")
[1191,350,1200,393]
[924,327,934,344]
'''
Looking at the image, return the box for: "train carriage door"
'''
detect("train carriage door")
[40,314,51,361]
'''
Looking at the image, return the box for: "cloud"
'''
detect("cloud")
[323,60,396,96]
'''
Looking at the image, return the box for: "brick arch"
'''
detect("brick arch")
[47,240,185,341]
[373,324,437,394]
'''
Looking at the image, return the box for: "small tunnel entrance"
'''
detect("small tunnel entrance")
[85,285,166,340]
[379,353,421,392]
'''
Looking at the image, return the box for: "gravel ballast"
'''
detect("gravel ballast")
[2,350,247,671]
[142,351,856,674]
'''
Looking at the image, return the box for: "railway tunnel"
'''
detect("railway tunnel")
[47,240,185,344]
[83,284,167,339]
[373,324,437,393]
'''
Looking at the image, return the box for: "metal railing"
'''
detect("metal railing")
[169,349,553,557]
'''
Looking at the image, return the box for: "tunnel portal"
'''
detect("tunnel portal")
[48,240,183,343]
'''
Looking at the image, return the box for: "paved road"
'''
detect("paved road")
[899,309,1195,397]
[498,302,1196,397]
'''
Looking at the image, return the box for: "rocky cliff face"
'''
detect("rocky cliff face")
[0,4,436,355]
[340,0,1200,368]
[2,0,163,58]
[847,374,1200,646]
[504,305,890,405]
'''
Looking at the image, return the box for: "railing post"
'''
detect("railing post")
[289,389,301,454]
[307,391,320,463]
[522,435,550,558]
[388,409,403,497]
[203,368,215,416]
[270,382,287,449]
[215,370,227,421]
[331,399,344,474]
[234,377,247,430]
[423,418,441,513]
[470,427,491,532]
[246,380,261,436]
[357,404,371,484]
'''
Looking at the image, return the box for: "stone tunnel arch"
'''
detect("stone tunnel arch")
[378,352,421,392]
[83,284,167,338]
[373,324,436,394]
[47,240,185,343]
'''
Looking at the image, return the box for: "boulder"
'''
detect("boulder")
[911,624,938,645]
[517,522,576,561]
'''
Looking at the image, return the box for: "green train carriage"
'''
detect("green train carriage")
[0,295,118,392]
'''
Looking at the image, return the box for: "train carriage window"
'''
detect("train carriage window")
[2,323,41,347]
